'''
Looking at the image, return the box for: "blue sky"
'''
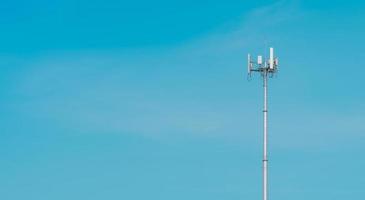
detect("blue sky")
[1,0,365,199]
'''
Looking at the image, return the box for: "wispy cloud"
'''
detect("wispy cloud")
[8,1,362,149]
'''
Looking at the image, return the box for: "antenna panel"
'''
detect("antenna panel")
[258,56,263,65]
[275,58,279,68]
[247,54,251,73]
[269,48,274,69]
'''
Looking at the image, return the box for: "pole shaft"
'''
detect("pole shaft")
[263,71,268,200]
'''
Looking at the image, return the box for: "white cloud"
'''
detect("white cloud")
[6,1,336,144]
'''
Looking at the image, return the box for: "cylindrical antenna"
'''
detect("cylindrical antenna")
[269,47,274,69]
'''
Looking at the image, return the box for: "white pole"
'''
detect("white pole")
[263,70,268,200]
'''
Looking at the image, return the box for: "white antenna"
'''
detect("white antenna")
[247,54,252,75]
[247,47,278,200]
[258,55,263,65]
[269,48,274,69]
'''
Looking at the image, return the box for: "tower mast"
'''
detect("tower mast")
[248,48,278,200]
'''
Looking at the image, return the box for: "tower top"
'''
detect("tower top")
[247,47,279,77]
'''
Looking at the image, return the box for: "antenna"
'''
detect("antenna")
[247,47,279,200]
[247,54,252,75]
[269,48,274,69]
[258,55,263,65]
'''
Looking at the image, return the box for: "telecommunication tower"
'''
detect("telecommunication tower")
[247,47,278,200]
